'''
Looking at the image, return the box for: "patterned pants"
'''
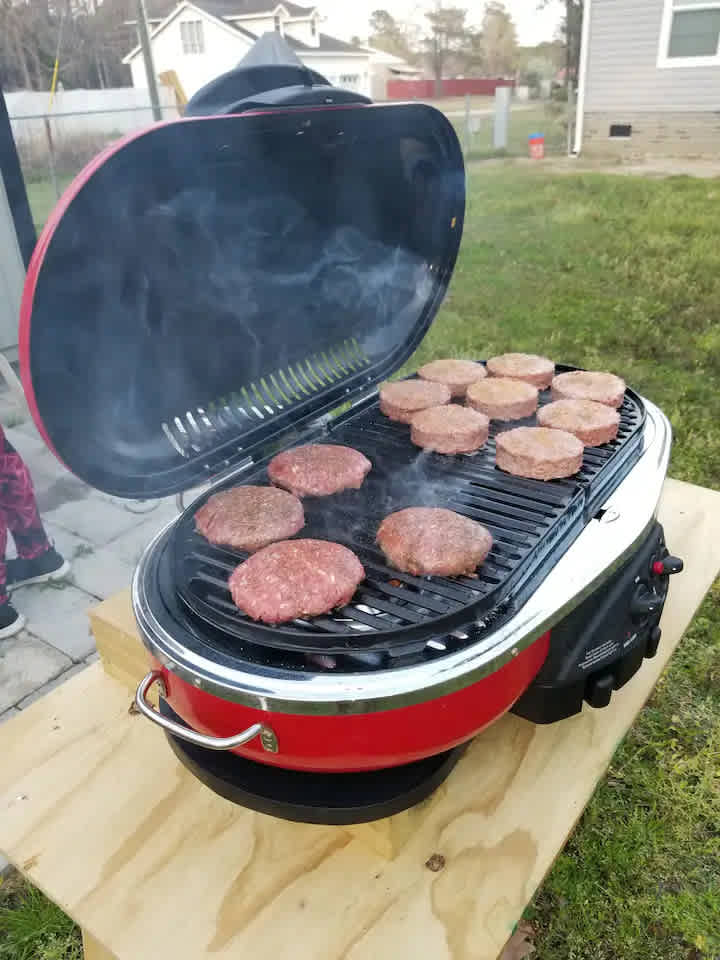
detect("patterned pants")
[0,426,50,603]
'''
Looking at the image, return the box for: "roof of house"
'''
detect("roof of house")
[203,0,314,16]
[123,2,253,62]
[366,45,416,66]
[124,1,369,62]
[283,32,369,54]
[143,0,314,19]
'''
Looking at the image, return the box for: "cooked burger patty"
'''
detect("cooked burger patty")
[537,398,620,446]
[410,404,489,454]
[417,358,487,398]
[268,444,371,497]
[228,539,365,624]
[466,377,538,420]
[379,380,451,423]
[486,352,555,389]
[377,507,493,577]
[194,485,304,552]
[551,370,626,408]
[495,426,583,481]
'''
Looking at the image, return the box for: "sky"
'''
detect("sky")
[322,0,565,48]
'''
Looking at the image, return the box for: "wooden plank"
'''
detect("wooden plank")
[89,591,142,694]
[87,478,720,863]
[0,478,717,960]
[82,930,117,960]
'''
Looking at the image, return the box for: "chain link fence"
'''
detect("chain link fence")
[11,92,574,232]
[441,93,572,163]
[9,103,179,231]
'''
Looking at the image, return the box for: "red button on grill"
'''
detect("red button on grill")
[652,556,684,576]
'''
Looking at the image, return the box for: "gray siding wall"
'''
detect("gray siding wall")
[585,0,720,111]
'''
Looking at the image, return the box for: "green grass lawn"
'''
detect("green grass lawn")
[0,871,80,960]
[2,165,719,960]
[409,165,720,959]
[412,167,720,490]
[24,177,73,233]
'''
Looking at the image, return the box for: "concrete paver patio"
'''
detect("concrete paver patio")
[0,399,179,721]
[0,393,186,871]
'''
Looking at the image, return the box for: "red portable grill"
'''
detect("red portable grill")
[19,61,682,824]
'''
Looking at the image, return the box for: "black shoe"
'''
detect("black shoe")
[6,548,71,591]
[0,601,25,639]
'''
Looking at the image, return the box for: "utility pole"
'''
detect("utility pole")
[433,0,443,99]
[136,0,162,121]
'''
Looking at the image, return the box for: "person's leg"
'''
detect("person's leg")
[0,496,27,638]
[0,428,69,590]
[0,506,8,602]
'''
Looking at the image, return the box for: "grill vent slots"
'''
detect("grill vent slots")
[161,338,371,459]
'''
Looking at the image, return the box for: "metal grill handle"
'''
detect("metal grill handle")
[134,671,278,752]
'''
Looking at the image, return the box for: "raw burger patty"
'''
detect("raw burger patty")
[466,377,538,420]
[194,485,304,552]
[486,353,555,389]
[379,380,451,423]
[495,426,583,481]
[229,539,365,624]
[538,398,620,446]
[551,370,626,408]
[411,404,489,454]
[268,444,371,497]
[377,507,493,577]
[417,358,487,398]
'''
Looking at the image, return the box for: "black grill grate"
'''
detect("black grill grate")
[168,368,645,671]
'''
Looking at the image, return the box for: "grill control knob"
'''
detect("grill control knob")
[652,556,684,576]
[630,587,659,621]
[585,672,614,709]
[645,626,662,659]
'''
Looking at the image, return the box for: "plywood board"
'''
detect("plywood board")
[0,478,718,960]
[89,591,140,694]
[82,930,117,960]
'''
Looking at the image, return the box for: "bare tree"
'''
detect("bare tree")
[562,0,583,87]
[539,0,583,87]
[0,2,34,90]
[369,9,419,63]
[0,0,132,91]
[480,1,518,76]
[424,6,469,89]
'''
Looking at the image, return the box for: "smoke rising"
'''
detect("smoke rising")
[39,117,455,495]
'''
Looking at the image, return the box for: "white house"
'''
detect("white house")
[123,0,373,99]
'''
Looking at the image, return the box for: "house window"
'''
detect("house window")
[274,14,281,31]
[658,0,720,67]
[180,20,204,54]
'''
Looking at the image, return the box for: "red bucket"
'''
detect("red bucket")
[528,133,545,160]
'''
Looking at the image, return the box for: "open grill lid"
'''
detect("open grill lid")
[20,66,465,499]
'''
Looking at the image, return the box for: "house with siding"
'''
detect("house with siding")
[123,0,373,99]
[575,0,720,158]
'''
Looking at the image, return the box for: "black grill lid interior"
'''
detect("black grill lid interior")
[23,103,465,498]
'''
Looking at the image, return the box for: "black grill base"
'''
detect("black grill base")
[161,701,467,825]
